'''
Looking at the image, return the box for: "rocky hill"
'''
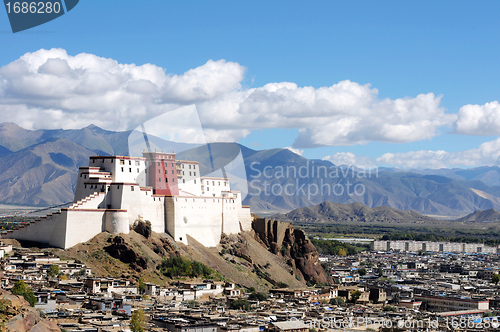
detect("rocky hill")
[30,219,326,290]
[253,218,332,284]
[454,208,500,222]
[272,201,440,224]
[0,289,60,332]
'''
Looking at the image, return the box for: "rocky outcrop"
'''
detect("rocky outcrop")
[133,220,152,239]
[104,236,148,271]
[0,289,61,332]
[253,218,332,285]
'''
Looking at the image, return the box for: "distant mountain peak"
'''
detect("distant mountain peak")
[0,122,25,131]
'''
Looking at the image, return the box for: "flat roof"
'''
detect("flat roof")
[90,156,146,160]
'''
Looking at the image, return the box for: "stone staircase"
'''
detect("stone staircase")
[68,191,105,210]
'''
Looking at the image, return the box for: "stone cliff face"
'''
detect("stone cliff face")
[252,218,332,285]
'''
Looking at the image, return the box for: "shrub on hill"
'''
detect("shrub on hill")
[156,256,213,278]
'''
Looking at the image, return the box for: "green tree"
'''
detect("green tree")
[349,290,362,304]
[329,297,345,306]
[383,305,397,312]
[492,273,500,285]
[358,268,367,276]
[377,267,384,277]
[230,299,251,310]
[138,278,146,294]
[48,265,60,278]
[11,280,36,307]
[249,292,268,301]
[130,309,147,332]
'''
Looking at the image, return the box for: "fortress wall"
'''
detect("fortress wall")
[137,190,165,233]
[119,185,142,225]
[108,183,123,209]
[231,192,252,231]
[165,196,224,247]
[222,198,240,235]
[104,210,129,234]
[165,197,176,239]
[54,209,106,249]
[238,206,252,231]
[3,213,60,244]
[117,185,165,231]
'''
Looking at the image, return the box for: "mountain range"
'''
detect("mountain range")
[272,201,500,224]
[2,122,500,217]
[271,201,441,224]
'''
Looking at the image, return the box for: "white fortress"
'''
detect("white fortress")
[3,151,252,249]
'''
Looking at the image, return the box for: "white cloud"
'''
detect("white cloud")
[375,138,500,168]
[0,48,243,132]
[0,48,454,146]
[454,101,500,136]
[323,152,377,168]
[285,146,304,156]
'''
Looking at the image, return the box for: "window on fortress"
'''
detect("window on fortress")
[85,185,87,188]
[158,178,161,182]
[158,162,160,166]
[129,160,132,165]
[120,160,124,165]
[194,180,196,184]
[207,187,209,191]
[193,165,196,169]
[212,181,215,186]
[224,182,227,186]
[189,165,191,169]
[92,159,95,163]
[172,178,175,182]
[131,186,134,191]
[182,171,185,175]
[172,163,174,167]
[158,169,160,174]
[129,168,132,172]
[111,159,114,163]
[218,182,220,186]
[183,179,185,183]
[172,170,174,174]
[166,178,168,183]
[165,170,167,175]
[194,172,196,176]
[135,161,140,166]
[182,164,184,169]
[189,172,192,176]
[137,169,139,173]
[121,167,124,172]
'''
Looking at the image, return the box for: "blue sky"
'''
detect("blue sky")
[1,1,500,168]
